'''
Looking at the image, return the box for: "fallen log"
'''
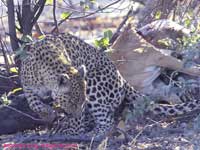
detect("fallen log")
[0,95,45,135]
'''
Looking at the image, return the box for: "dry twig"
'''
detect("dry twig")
[109,7,133,45]
[0,36,10,73]
[51,0,122,32]
[53,0,59,33]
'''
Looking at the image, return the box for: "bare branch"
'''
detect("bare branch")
[16,0,46,35]
[0,36,10,73]
[53,0,59,33]
[32,0,46,26]
[16,3,23,33]
[4,105,46,123]
[6,0,19,51]
[20,134,104,143]
[22,0,32,35]
[69,0,122,19]
[109,8,133,45]
[34,22,44,36]
[5,32,23,45]
[51,0,122,32]
[51,12,72,33]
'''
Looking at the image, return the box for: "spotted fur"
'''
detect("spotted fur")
[151,99,200,116]
[20,36,87,122]
[37,33,144,135]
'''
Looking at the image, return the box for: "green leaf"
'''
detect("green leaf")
[1,93,11,105]
[94,40,100,47]
[155,10,161,19]
[94,38,109,49]
[38,35,46,40]
[94,30,113,49]
[61,12,71,20]
[46,0,53,5]
[84,5,90,11]
[11,88,23,94]
[10,67,18,74]
[101,38,109,47]
[184,18,191,27]
[8,88,23,96]
[104,30,113,40]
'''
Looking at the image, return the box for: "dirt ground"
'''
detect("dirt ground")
[0,75,200,150]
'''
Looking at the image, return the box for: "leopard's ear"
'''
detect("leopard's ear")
[58,74,70,86]
[78,65,87,79]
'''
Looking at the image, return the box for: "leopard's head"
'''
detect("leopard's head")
[52,65,87,117]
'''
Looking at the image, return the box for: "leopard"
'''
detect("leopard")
[20,36,87,123]
[21,32,200,137]
[48,33,200,136]
[27,33,145,136]
[151,99,200,116]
